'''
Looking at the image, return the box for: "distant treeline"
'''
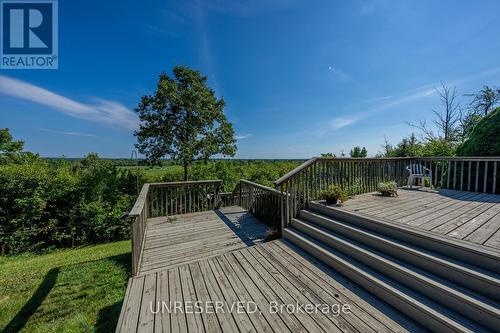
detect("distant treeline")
[42,157,306,166]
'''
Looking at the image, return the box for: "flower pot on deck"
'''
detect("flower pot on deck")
[325,196,338,205]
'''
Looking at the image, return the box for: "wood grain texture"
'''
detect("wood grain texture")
[340,189,500,250]
[116,240,427,333]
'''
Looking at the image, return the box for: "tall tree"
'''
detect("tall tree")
[135,66,237,180]
[410,83,460,142]
[0,128,24,164]
[459,85,500,140]
[465,85,500,116]
[350,146,367,158]
[0,128,23,154]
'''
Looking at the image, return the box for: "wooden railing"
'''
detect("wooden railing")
[406,157,499,194]
[128,180,222,275]
[237,180,285,231]
[274,157,410,225]
[128,184,149,276]
[274,156,500,226]
[147,180,222,218]
[128,156,499,275]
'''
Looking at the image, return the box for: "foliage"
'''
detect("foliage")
[420,138,456,156]
[350,146,367,158]
[459,111,483,141]
[382,133,456,157]
[0,240,130,333]
[382,134,423,157]
[0,128,36,164]
[320,153,336,157]
[190,160,302,191]
[377,181,398,196]
[465,85,500,116]
[0,154,135,254]
[320,184,348,203]
[456,108,500,156]
[346,178,362,197]
[135,66,237,180]
[0,128,24,153]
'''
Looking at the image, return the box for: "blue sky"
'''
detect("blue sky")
[1,0,500,158]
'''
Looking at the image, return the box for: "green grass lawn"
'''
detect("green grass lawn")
[0,241,131,333]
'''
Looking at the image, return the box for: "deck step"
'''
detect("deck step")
[290,217,500,331]
[283,228,491,333]
[308,201,500,273]
[298,209,500,301]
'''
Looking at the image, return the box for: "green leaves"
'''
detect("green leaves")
[134,66,237,179]
[457,107,500,156]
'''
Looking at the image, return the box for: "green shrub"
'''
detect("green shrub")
[457,107,500,156]
[0,155,134,254]
[377,181,398,196]
[320,184,348,203]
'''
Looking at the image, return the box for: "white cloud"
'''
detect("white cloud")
[0,75,138,130]
[330,116,360,130]
[36,127,98,137]
[235,133,252,140]
[319,65,500,133]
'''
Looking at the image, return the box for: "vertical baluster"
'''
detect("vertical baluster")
[440,160,444,188]
[493,161,498,194]
[460,161,464,191]
[452,161,457,190]
[475,161,480,192]
[447,160,451,189]
[467,161,472,192]
[484,161,489,193]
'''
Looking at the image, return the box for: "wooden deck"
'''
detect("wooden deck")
[137,206,268,276]
[116,240,426,333]
[340,188,500,250]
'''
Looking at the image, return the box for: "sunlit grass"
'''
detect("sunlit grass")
[0,241,131,333]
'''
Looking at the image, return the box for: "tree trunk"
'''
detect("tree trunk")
[183,162,188,181]
[1,242,7,256]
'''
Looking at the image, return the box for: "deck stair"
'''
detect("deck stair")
[283,201,500,333]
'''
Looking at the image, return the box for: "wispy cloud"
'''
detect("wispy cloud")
[316,65,500,134]
[235,133,252,140]
[0,75,138,130]
[330,116,361,130]
[36,127,98,137]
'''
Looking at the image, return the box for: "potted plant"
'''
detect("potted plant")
[320,184,348,205]
[377,181,398,196]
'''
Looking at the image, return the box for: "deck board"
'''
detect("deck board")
[137,207,268,275]
[117,240,428,333]
[340,189,500,251]
[117,207,427,332]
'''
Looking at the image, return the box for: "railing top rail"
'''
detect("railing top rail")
[240,179,283,196]
[317,157,413,161]
[148,179,223,187]
[274,156,412,186]
[274,157,318,186]
[415,156,500,161]
[129,183,150,217]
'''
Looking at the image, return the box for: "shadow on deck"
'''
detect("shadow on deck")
[136,206,268,276]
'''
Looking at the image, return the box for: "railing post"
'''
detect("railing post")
[249,185,254,213]
[239,181,242,207]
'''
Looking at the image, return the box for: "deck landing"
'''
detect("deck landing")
[138,206,268,276]
[340,188,500,250]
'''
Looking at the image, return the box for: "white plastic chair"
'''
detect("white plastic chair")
[406,164,433,189]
